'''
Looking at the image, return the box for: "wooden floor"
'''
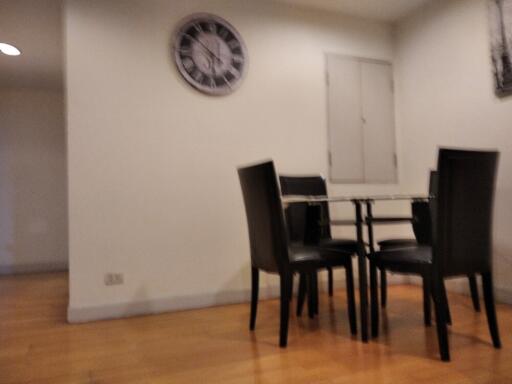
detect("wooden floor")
[1,273,511,383]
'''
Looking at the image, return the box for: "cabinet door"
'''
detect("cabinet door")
[327,54,397,184]
[326,54,364,183]
[361,61,397,183]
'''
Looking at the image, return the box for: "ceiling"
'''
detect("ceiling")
[0,0,63,90]
[275,0,431,22]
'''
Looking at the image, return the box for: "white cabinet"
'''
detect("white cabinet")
[326,54,397,184]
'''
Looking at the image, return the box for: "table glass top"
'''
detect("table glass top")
[282,194,430,204]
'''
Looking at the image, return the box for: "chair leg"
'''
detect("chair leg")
[279,273,292,347]
[297,273,307,317]
[469,275,481,312]
[357,247,369,343]
[439,279,452,325]
[307,273,315,319]
[345,259,357,335]
[250,267,259,331]
[422,273,432,326]
[287,274,294,302]
[370,260,379,338]
[380,269,387,308]
[327,267,334,297]
[481,271,502,349]
[312,272,319,315]
[431,273,450,362]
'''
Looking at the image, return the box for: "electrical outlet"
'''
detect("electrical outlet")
[104,273,124,286]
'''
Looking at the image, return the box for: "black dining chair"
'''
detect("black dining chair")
[376,171,481,322]
[369,148,501,361]
[279,175,359,317]
[238,161,357,347]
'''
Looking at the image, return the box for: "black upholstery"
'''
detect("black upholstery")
[279,175,358,313]
[238,161,357,347]
[434,151,498,277]
[289,245,353,267]
[318,238,359,254]
[370,149,501,361]
[376,205,430,249]
[411,200,433,245]
[376,170,480,316]
[279,176,358,250]
[372,173,435,314]
[378,170,437,251]
[377,238,417,249]
[377,245,432,266]
[279,176,331,241]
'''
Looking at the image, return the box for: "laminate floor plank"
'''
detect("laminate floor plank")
[0,273,510,383]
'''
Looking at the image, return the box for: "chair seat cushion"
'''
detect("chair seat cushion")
[374,245,432,267]
[318,238,359,254]
[289,245,352,270]
[378,238,417,249]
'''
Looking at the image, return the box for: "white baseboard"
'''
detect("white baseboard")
[68,273,512,324]
[68,285,283,323]
[0,262,68,275]
[403,275,512,305]
[68,273,407,323]
[493,286,512,305]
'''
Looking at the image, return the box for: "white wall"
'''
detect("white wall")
[395,0,512,300]
[0,88,68,273]
[65,0,412,321]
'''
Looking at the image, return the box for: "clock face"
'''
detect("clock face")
[173,14,248,96]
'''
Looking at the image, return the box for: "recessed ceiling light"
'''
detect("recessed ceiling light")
[0,43,21,56]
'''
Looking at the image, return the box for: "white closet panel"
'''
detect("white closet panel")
[326,54,397,184]
[361,61,397,183]
[326,55,364,183]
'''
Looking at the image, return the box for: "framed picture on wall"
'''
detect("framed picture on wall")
[490,0,512,97]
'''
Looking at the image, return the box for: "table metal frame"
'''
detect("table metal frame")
[282,194,429,342]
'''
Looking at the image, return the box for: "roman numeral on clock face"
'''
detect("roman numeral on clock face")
[208,22,217,33]
[218,28,229,40]
[232,54,244,63]
[193,70,203,82]
[180,47,193,57]
[182,57,194,71]
[227,39,240,50]
[228,66,241,78]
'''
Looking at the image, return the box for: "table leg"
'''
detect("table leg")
[312,272,319,315]
[355,201,369,342]
[304,205,321,317]
[366,201,379,338]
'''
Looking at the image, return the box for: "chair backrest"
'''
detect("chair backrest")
[411,170,437,245]
[279,175,331,243]
[433,149,499,277]
[238,161,289,273]
[429,169,438,196]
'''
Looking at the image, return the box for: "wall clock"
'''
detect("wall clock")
[173,13,248,96]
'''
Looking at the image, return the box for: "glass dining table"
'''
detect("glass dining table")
[282,194,430,342]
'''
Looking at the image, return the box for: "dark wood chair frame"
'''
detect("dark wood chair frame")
[367,205,481,328]
[279,175,360,318]
[238,161,358,347]
[368,149,502,361]
[368,171,481,331]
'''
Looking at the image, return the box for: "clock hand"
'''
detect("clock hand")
[186,34,222,61]
[215,39,221,65]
